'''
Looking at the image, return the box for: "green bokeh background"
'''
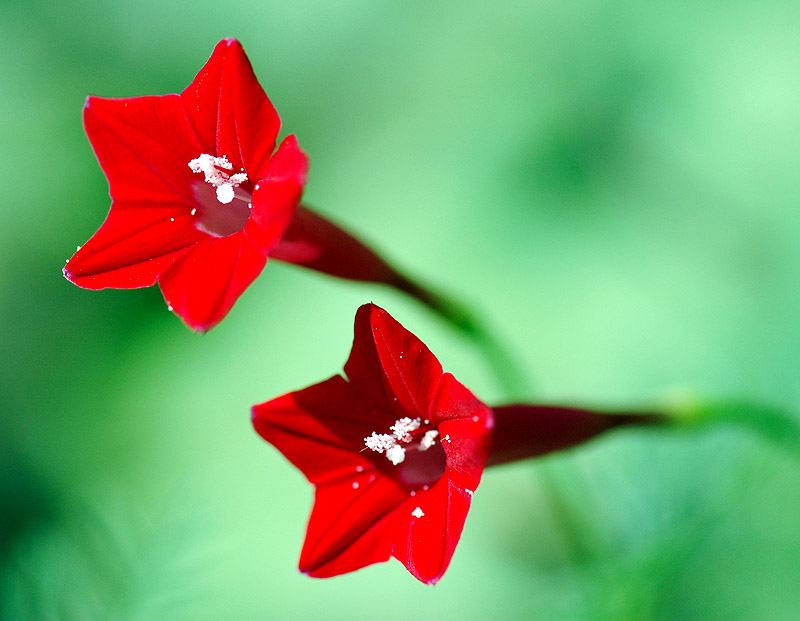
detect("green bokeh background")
[3,1,800,618]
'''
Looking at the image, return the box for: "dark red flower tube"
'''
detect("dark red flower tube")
[252,304,660,584]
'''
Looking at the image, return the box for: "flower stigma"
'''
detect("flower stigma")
[419,430,439,451]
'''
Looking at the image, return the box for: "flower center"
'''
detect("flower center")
[188,154,253,237]
[364,417,446,488]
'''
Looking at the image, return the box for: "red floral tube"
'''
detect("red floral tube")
[487,404,659,467]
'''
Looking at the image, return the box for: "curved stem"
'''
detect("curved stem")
[389,273,529,398]
[270,205,530,397]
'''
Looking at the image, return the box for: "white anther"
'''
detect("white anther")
[419,430,439,451]
[386,444,406,465]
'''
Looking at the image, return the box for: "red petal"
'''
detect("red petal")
[246,135,308,251]
[158,231,266,331]
[252,376,387,485]
[433,373,493,491]
[393,477,473,585]
[390,374,491,584]
[65,201,206,289]
[345,304,444,420]
[84,95,199,204]
[300,475,406,577]
[180,39,280,179]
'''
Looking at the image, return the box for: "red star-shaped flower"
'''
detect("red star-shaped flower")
[252,303,494,584]
[64,39,308,331]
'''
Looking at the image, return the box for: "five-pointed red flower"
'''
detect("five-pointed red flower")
[64,39,308,331]
[252,303,493,584]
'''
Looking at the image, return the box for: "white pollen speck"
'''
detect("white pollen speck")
[355,465,364,472]
[411,507,424,518]
[444,434,451,443]
[352,482,359,489]
[465,489,474,496]
[410,490,416,496]
[424,420,430,425]
[422,485,429,490]
[167,305,173,312]
[419,429,439,451]
[247,202,252,209]
[190,208,197,216]
[170,217,174,222]
[76,245,82,251]
[386,444,406,465]
[472,415,479,422]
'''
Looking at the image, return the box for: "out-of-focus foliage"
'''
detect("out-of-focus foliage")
[2,1,799,618]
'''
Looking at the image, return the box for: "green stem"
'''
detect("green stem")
[391,272,530,398]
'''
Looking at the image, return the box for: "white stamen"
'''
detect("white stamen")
[391,417,421,443]
[419,430,439,451]
[188,153,249,204]
[386,444,406,465]
[412,507,424,518]
[365,432,396,453]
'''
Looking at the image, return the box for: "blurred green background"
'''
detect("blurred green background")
[3,1,800,618]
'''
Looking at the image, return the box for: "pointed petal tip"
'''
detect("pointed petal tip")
[250,403,268,424]
[355,302,381,325]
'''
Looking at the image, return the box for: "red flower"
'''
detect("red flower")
[252,303,494,584]
[64,39,308,331]
[252,304,662,583]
